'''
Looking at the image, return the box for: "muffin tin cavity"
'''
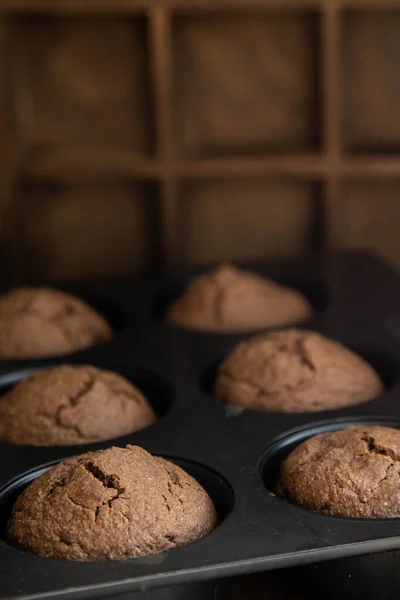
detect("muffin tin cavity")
[200,341,396,411]
[271,273,329,315]
[173,458,235,524]
[0,288,125,363]
[153,277,193,321]
[155,272,329,326]
[0,456,234,547]
[260,418,400,498]
[111,365,174,419]
[0,364,173,420]
[200,357,222,397]
[77,291,126,336]
[0,364,174,449]
[0,462,51,541]
[352,343,399,391]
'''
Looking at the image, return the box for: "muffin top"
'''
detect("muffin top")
[0,287,112,358]
[8,445,218,561]
[276,425,400,518]
[215,328,384,412]
[167,264,312,332]
[0,365,156,446]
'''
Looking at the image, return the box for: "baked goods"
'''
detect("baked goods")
[0,365,156,446]
[167,264,312,332]
[215,328,384,412]
[0,287,112,358]
[276,425,400,518]
[8,445,218,560]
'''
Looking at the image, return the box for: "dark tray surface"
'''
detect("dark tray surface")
[0,251,400,600]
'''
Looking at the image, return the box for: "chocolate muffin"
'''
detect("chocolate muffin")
[8,445,218,560]
[276,425,400,518]
[167,264,312,333]
[215,328,384,412]
[0,287,112,358]
[0,365,156,446]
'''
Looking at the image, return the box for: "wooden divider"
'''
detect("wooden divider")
[1,0,400,279]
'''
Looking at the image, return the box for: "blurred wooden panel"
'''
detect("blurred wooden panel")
[14,16,152,156]
[19,183,156,281]
[329,182,400,267]
[343,11,400,153]
[2,6,400,279]
[173,12,320,158]
[181,178,316,266]
[0,18,14,215]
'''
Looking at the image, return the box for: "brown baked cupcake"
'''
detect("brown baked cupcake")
[215,328,384,412]
[276,425,400,518]
[167,264,312,333]
[0,365,156,446]
[0,287,112,358]
[8,445,218,561]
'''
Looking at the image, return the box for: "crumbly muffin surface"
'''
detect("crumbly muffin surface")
[0,287,112,358]
[8,445,218,560]
[276,425,400,518]
[0,365,156,445]
[215,328,384,412]
[167,264,312,332]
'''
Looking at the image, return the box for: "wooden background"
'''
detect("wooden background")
[1,0,400,282]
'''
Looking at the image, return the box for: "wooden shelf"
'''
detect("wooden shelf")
[343,0,400,8]
[341,157,400,178]
[2,0,400,277]
[21,152,400,183]
[0,0,149,14]
[21,153,327,181]
[21,151,164,181]
[0,0,322,14]
[3,0,400,13]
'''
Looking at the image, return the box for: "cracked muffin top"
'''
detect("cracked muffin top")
[167,264,312,333]
[215,328,384,412]
[0,365,156,446]
[0,287,112,358]
[8,445,218,561]
[276,425,400,518]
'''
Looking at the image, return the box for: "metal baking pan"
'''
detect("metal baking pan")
[0,251,400,600]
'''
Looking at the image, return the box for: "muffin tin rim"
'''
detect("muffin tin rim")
[199,336,399,413]
[152,263,332,335]
[259,415,400,523]
[0,452,237,558]
[0,361,177,448]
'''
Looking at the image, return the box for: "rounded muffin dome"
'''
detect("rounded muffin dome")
[276,425,400,518]
[0,287,112,358]
[0,365,156,446]
[215,328,384,412]
[167,264,312,333]
[8,445,218,561]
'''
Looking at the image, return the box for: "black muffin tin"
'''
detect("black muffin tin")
[1,251,400,600]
